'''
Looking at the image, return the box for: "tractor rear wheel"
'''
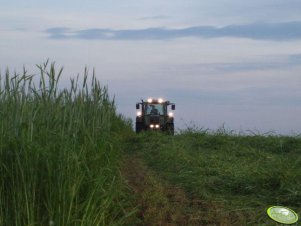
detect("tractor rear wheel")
[166,123,174,135]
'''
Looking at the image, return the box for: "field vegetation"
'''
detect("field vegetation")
[129,130,301,225]
[1,62,301,225]
[0,61,134,226]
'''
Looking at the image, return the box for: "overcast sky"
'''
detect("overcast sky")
[1,0,301,134]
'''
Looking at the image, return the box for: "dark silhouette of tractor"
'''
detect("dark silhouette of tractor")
[135,98,175,135]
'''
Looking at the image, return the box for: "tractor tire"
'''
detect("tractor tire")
[166,123,174,135]
[135,122,144,133]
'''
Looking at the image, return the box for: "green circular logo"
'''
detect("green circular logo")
[267,206,298,224]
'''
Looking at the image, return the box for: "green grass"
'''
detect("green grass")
[131,130,301,225]
[2,61,301,225]
[0,61,134,226]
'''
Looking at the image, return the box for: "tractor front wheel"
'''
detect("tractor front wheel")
[135,122,144,133]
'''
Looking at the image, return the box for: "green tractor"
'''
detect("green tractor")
[135,98,175,135]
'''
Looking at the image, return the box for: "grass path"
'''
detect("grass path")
[121,153,190,225]
[121,132,301,225]
[121,153,233,226]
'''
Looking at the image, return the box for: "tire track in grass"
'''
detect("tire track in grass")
[122,153,190,225]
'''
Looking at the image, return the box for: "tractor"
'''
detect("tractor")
[135,98,175,135]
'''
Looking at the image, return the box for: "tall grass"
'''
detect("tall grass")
[0,61,133,226]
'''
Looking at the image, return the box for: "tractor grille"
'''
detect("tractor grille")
[149,115,160,124]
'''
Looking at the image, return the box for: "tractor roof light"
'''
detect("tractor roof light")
[147,98,153,103]
[158,98,164,103]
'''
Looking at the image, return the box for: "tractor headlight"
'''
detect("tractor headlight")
[136,111,142,117]
[155,124,160,128]
[150,124,154,128]
[168,112,174,117]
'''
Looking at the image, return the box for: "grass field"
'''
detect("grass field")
[128,131,301,225]
[1,62,301,225]
[0,62,134,226]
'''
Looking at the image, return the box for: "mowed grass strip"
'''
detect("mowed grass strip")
[132,131,301,225]
[0,61,134,226]
[122,153,192,226]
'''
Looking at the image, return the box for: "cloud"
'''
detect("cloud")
[138,15,169,20]
[45,21,301,41]
[158,53,301,75]
[288,53,301,63]
[45,27,70,39]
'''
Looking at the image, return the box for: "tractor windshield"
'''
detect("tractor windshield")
[146,104,164,115]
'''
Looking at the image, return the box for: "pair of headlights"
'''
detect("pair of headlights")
[150,124,160,129]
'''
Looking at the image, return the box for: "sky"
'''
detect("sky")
[1,0,301,135]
